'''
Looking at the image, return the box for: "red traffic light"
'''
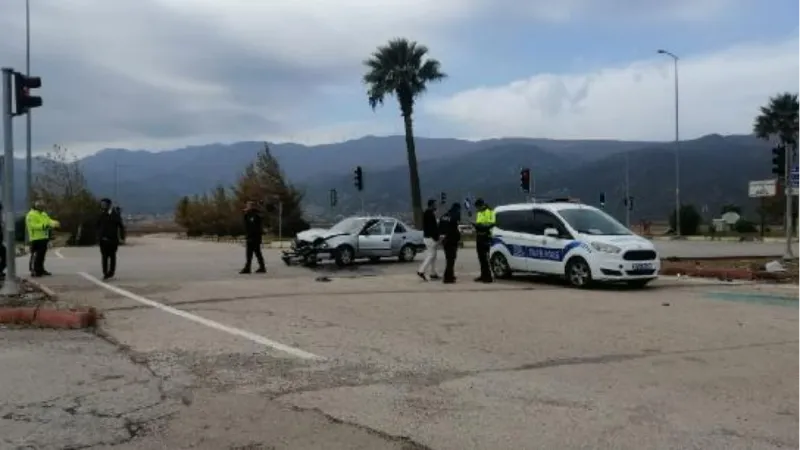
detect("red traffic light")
[13,73,42,115]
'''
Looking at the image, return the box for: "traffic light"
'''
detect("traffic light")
[599,192,606,207]
[440,192,447,205]
[353,166,363,191]
[771,146,786,177]
[520,168,531,193]
[13,72,42,116]
[329,189,337,207]
[624,196,634,211]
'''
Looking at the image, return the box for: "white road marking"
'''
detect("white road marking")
[54,249,65,259]
[77,272,323,360]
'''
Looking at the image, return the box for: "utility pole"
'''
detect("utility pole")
[24,0,32,216]
[277,201,283,249]
[658,49,681,236]
[624,151,631,228]
[2,68,19,295]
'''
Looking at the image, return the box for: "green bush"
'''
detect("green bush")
[667,204,702,235]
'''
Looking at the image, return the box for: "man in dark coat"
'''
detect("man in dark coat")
[240,201,266,274]
[97,198,126,280]
[439,203,462,284]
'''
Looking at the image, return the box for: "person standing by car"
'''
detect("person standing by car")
[473,198,495,283]
[417,199,440,281]
[240,201,266,274]
[439,203,462,284]
[26,200,59,277]
[97,198,126,280]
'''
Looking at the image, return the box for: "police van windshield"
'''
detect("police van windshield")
[558,208,631,236]
[329,217,367,234]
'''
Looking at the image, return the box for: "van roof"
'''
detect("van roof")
[494,202,598,213]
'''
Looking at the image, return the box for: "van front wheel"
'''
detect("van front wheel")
[566,257,592,288]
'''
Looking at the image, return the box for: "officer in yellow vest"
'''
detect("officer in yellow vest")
[472,198,495,283]
[26,200,60,277]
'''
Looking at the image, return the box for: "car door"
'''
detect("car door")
[493,209,536,272]
[390,220,410,255]
[357,219,393,257]
[531,209,574,274]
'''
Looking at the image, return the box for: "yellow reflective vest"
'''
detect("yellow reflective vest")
[475,208,496,240]
[26,209,55,241]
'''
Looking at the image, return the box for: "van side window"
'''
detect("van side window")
[532,210,572,238]
[495,210,534,233]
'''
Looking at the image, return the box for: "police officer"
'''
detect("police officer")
[472,198,495,283]
[439,202,462,284]
[26,200,59,277]
[97,198,126,280]
[240,201,266,274]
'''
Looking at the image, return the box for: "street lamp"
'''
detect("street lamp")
[657,49,680,236]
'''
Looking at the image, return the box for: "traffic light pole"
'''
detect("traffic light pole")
[783,145,794,260]
[25,0,32,221]
[1,68,19,296]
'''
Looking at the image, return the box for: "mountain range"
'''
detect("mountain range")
[7,133,776,223]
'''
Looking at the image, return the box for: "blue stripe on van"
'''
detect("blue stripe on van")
[491,238,586,262]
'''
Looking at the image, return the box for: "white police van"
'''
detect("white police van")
[489,199,660,288]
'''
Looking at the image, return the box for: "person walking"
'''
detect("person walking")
[26,200,59,277]
[97,198,126,280]
[240,200,266,274]
[472,198,495,283]
[439,203,462,284]
[417,199,440,281]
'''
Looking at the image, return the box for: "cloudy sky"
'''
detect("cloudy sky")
[0,0,797,156]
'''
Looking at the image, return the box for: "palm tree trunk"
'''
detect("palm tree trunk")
[402,114,424,228]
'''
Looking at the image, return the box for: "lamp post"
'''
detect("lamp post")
[657,49,680,236]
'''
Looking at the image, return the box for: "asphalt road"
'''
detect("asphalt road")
[3,236,797,450]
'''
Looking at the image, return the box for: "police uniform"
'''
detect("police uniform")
[439,204,462,283]
[473,200,495,283]
[26,206,58,277]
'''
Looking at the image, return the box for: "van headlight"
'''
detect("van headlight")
[590,242,621,254]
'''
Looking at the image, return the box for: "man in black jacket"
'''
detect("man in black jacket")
[417,199,440,281]
[240,201,266,274]
[97,198,126,280]
[439,203,462,284]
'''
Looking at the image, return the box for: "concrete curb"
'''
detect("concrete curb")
[660,266,793,282]
[0,305,98,328]
[22,276,59,300]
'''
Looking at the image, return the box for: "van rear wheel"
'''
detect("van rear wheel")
[490,253,512,279]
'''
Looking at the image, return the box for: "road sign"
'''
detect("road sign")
[791,165,799,188]
[748,179,777,198]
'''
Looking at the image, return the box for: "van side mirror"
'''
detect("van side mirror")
[544,227,559,238]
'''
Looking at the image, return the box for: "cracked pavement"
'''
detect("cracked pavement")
[5,236,798,450]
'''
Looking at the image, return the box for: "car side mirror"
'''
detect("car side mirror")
[544,227,559,238]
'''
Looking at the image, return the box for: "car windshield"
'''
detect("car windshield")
[558,208,631,236]
[329,217,368,234]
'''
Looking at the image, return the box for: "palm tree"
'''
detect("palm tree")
[363,38,447,227]
[753,92,799,258]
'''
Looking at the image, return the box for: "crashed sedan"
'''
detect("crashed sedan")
[281,216,426,267]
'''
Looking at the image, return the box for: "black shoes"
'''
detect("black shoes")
[240,267,266,274]
[474,276,493,283]
[417,272,427,281]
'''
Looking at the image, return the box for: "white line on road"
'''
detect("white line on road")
[77,272,323,360]
[54,249,65,259]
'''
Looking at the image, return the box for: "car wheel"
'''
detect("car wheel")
[565,257,593,288]
[490,253,512,279]
[627,279,652,289]
[334,245,355,267]
[398,244,416,262]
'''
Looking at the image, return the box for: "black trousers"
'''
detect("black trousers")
[30,239,49,275]
[443,241,458,282]
[476,239,492,281]
[100,240,119,276]
[0,244,6,274]
[244,239,265,270]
